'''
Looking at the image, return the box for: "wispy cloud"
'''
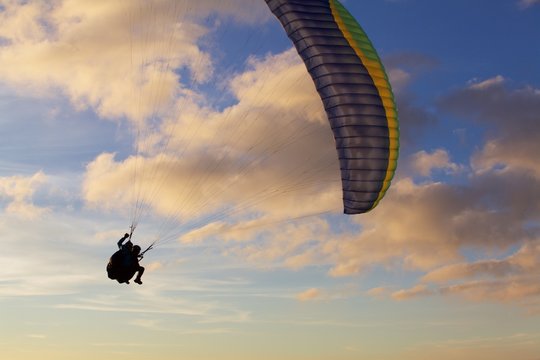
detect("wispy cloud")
[82,48,340,232]
[441,78,540,178]
[249,78,540,311]
[391,239,540,309]
[519,0,540,8]
[411,149,462,177]
[468,75,506,90]
[0,0,538,326]
[296,288,322,301]
[405,332,540,359]
[0,0,267,123]
[0,171,49,218]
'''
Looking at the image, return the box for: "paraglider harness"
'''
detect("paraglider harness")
[106,226,155,283]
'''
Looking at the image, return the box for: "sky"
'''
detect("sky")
[0,0,539,359]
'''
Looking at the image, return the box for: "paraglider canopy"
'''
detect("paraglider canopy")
[264,0,399,214]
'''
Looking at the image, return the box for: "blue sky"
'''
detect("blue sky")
[0,1,540,359]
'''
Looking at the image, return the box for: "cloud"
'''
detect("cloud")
[473,138,540,179]
[225,217,332,269]
[180,214,328,244]
[411,149,461,176]
[296,288,322,301]
[0,171,49,218]
[384,52,439,94]
[328,180,463,276]
[82,49,341,230]
[387,68,411,93]
[0,250,97,297]
[3,0,538,314]
[295,285,359,302]
[180,221,237,243]
[442,280,540,305]
[394,278,540,311]
[366,287,390,298]
[1,0,454,300]
[519,0,540,8]
[444,78,540,180]
[80,64,540,312]
[393,94,438,148]
[384,52,439,93]
[0,205,257,326]
[115,71,538,313]
[325,169,539,277]
[359,78,540,308]
[392,284,433,300]
[129,318,165,331]
[180,213,337,271]
[146,261,164,272]
[404,332,540,360]
[380,53,439,149]
[421,260,517,283]
[394,240,540,308]
[0,206,126,298]
[440,76,540,129]
[468,75,506,90]
[440,77,540,178]
[0,0,268,123]
[317,77,540,309]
